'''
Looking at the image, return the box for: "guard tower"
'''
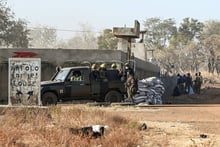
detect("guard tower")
[113,20,140,61]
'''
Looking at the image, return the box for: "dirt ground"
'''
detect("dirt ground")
[105,83,220,146]
[105,105,220,146]
[165,83,220,104]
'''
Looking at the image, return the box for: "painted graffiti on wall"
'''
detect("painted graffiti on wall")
[9,58,41,106]
[13,52,37,57]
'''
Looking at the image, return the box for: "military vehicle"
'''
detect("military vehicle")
[41,65,127,105]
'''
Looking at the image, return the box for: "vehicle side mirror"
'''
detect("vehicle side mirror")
[56,66,61,72]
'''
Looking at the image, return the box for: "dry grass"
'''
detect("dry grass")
[0,105,143,147]
[200,71,220,84]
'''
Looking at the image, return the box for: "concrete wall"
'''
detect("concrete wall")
[0,48,126,65]
[131,43,146,61]
[0,48,160,103]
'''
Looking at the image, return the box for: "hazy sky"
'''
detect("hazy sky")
[6,0,220,39]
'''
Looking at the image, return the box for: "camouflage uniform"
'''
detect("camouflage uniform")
[126,73,136,103]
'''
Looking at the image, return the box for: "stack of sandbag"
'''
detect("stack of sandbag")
[134,77,165,105]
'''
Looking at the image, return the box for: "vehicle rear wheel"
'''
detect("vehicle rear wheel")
[42,92,57,106]
[104,90,122,103]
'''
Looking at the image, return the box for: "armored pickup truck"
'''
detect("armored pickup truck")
[41,66,126,105]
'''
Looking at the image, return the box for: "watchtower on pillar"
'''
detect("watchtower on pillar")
[113,20,140,61]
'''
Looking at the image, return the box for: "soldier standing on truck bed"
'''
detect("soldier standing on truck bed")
[108,63,120,81]
[90,64,100,81]
[99,63,108,82]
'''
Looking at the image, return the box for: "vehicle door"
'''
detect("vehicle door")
[65,69,91,99]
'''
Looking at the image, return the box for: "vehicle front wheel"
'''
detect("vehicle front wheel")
[42,92,57,106]
[104,90,122,103]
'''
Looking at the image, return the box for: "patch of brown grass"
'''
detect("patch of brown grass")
[198,71,220,84]
[0,105,143,146]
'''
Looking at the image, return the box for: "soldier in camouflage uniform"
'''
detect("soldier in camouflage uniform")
[126,72,136,103]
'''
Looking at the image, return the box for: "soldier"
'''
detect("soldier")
[124,62,134,77]
[99,63,108,82]
[90,64,100,80]
[122,62,134,82]
[71,71,82,81]
[126,72,136,103]
[108,63,120,81]
[194,73,200,94]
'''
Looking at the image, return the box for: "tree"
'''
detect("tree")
[200,20,220,73]
[179,18,204,40]
[202,20,220,39]
[184,42,206,72]
[202,35,220,74]
[5,19,29,48]
[29,26,57,48]
[0,1,29,48]
[67,36,83,49]
[97,29,118,49]
[170,18,204,49]
[67,23,97,49]
[143,17,177,50]
[155,49,178,74]
[55,39,68,49]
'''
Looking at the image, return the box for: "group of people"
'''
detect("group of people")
[173,72,203,96]
[90,62,137,103]
[90,62,135,81]
[90,63,122,81]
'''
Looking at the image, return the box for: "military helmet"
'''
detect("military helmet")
[91,64,97,69]
[100,63,106,68]
[111,63,117,68]
[125,62,129,66]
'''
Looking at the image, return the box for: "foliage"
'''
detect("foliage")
[179,18,204,40]
[184,42,206,72]
[202,20,220,39]
[0,0,29,48]
[5,19,29,48]
[143,17,177,50]
[155,49,177,74]
[169,18,204,50]
[97,29,118,49]
[29,26,57,48]
[67,23,97,49]
[200,20,220,74]
[202,34,220,73]
[156,41,207,74]
[143,17,206,74]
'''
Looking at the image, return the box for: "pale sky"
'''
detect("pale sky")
[6,0,220,40]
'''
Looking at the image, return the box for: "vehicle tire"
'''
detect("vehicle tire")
[104,90,122,103]
[42,92,57,106]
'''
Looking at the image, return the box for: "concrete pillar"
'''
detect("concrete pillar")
[117,38,128,52]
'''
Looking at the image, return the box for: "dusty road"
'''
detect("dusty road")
[101,104,220,146]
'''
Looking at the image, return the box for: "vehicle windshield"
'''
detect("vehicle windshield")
[53,69,69,81]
